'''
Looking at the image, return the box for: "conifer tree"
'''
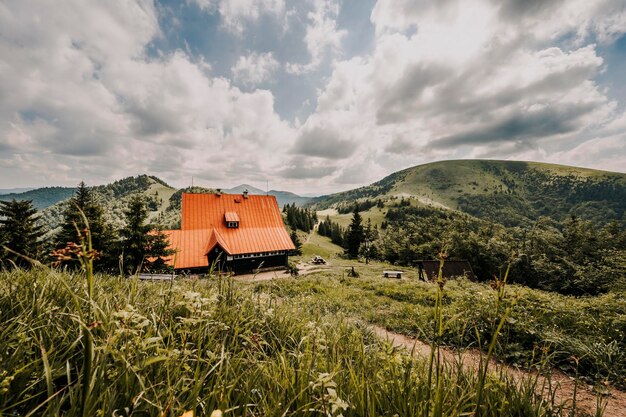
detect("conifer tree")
[344,205,364,258]
[290,230,302,256]
[360,218,377,264]
[0,199,45,268]
[121,195,173,274]
[146,224,174,272]
[330,223,344,247]
[55,181,115,269]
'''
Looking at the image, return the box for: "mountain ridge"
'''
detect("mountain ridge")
[312,160,626,227]
[17,176,311,234]
[0,187,76,210]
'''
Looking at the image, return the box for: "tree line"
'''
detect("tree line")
[283,204,317,232]
[318,209,378,262]
[0,182,172,274]
[333,203,626,296]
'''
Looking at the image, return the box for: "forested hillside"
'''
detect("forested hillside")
[311,160,626,295]
[313,160,626,227]
[0,186,75,209]
[39,175,177,235]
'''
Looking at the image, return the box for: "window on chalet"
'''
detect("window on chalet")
[224,211,240,228]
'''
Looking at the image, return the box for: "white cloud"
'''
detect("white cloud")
[189,0,285,34]
[298,0,626,181]
[286,0,347,74]
[1,0,626,193]
[231,52,280,85]
[0,0,295,188]
[371,0,626,46]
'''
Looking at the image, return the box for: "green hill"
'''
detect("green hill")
[39,175,178,236]
[313,160,626,227]
[30,177,312,235]
[0,187,75,210]
[0,187,34,195]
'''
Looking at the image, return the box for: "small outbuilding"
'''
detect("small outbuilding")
[416,260,476,281]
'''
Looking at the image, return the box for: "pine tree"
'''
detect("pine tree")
[290,230,302,256]
[146,224,174,272]
[318,219,327,236]
[55,182,115,270]
[121,196,173,274]
[360,218,376,264]
[330,223,344,246]
[344,205,364,258]
[0,199,45,268]
[120,196,150,274]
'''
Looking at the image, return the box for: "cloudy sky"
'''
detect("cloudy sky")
[1,0,626,194]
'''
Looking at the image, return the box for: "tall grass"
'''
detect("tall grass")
[253,271,626,390]
[1,267,566,416]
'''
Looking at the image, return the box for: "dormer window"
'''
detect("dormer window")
[224,211,240,228]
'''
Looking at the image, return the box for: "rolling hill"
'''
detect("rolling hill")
[0,187,34,195]
[313,160,626,227]
[224,184,312,207]
[38,175,178,236]
[0,187,75,210]
[31,177,311,235]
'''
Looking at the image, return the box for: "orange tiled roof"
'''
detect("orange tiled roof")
[162,193,295,269]
[160,229,213,269]
[182,193,287,230]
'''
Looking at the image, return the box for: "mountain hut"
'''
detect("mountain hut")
[161,191,295,274]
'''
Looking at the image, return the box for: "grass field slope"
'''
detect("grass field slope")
[1,267,606,416]
[313,160,626,227]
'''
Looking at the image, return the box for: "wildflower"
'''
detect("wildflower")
[0,371,14,395]
[50,241,100,267]
[490,276,503,291]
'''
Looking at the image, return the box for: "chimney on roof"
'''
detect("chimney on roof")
[216,188,222,196]
[243,189,249,199]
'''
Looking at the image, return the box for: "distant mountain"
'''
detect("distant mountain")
[223,184,313,207]
[0,187,35,195]
[268,190,312,208]
[223,184,266,195]
[39,175,177,235]
[3,175,313,238]
[31,177,312,235]
[313,160,626,227]
[0,187,75,210]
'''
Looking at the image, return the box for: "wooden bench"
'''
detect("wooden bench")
[383,270,403,279]
[136,273,175,281]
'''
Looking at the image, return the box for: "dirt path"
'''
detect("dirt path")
[233,262,331,282]
[372,326,626,417]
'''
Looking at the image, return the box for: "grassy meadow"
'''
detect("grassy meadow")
[1,226,623,416]
[0,265,603,417]
[253,274,626,387]
[290,236,626,389]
